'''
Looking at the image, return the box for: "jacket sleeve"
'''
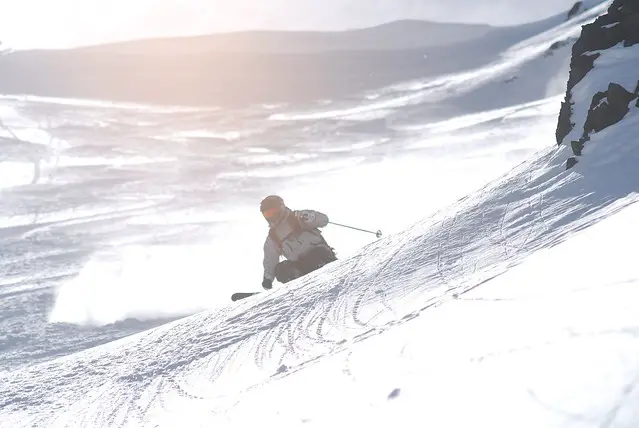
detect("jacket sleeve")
[295,209,329,229]
[263,236,281,281]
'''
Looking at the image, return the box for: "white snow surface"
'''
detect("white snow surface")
[3,2,639,426]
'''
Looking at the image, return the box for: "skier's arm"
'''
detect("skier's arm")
[263,237,280,282]
[295,209,329,229]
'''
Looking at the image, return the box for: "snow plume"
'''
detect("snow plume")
[49,209,267,326]
[48,245,218,326]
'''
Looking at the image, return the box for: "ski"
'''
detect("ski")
[231,292,260,301]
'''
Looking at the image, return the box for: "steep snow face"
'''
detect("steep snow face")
[555,0,639,168]
[2,100,638,428]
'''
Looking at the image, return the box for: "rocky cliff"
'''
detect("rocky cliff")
[556,0,639,169]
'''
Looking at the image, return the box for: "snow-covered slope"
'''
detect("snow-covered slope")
[3,1,639,426]
[267,0,612,123]
[3,105,639,426]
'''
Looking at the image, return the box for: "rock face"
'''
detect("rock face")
[567,2,584,20]
[555,0,639,169]
[584,83,635,134]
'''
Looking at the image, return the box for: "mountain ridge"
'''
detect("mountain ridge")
[60,19,497,55]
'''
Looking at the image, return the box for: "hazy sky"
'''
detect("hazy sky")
[0,0,582,50]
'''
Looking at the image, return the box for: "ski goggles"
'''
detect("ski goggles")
[261,206,281,219]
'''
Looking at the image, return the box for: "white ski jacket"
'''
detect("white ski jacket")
[263,208,330,281]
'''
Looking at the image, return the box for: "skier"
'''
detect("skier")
[260,195,337,290]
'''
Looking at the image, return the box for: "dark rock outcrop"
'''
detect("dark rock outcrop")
[567,2,584,20]
[556,91,575,144]
[584,82,636,134]
[555,0,639,170]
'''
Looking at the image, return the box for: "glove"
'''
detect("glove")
[262,278,273,290]
[296,211,313,223]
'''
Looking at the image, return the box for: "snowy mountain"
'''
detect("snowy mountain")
[2,0,639,426]
[0,3,607,107]
[64,20,498,54]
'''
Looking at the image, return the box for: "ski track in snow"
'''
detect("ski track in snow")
[3,109,638,425]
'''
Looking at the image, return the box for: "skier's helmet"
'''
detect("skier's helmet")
[260,195,285,223]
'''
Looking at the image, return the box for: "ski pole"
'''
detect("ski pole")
[329,221,382,238]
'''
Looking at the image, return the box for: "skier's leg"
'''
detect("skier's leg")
[297,246,337,275]
[275,260,302,284]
